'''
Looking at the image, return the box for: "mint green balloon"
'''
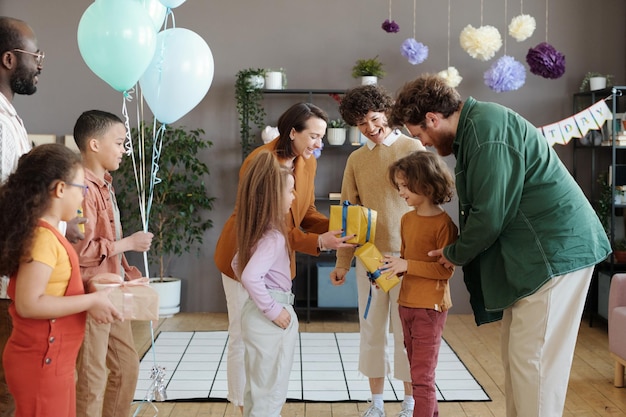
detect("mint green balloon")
[78,0,157,92]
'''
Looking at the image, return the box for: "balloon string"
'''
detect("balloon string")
[164,8,176,30]
[146,121,166,230]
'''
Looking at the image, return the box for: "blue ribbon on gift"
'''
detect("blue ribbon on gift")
[341,201,373,243]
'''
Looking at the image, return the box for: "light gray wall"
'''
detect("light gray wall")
[2,1,625,313]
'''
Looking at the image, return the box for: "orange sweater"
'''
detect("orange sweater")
[399,210,458,312]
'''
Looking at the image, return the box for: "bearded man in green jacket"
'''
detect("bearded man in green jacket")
[390,73,610,417]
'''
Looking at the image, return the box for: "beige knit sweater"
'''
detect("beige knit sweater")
[335,133,425,269]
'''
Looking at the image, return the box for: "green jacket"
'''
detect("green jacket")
[443,97,611,325]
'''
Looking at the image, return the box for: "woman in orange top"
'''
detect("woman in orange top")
[0,144,120,417]
[214,102,355,411]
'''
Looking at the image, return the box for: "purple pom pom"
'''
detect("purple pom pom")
[313,141,323,159]
[382,19,400,33]
[401,38,428,65]
[484,56,526,92]
[526,42,566,79]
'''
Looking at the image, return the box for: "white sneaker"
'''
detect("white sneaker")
[362,403,385,417]
[396,406,413,417]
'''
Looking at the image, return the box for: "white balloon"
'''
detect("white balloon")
[158,0,186,8]
[136,0,167,31]
[140,28,214,124]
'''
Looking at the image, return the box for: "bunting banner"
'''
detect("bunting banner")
[539,99,614,147]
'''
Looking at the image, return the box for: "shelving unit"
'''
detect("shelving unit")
[240,88,360,320]
[573,86,626,323]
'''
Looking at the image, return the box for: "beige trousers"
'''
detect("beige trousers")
[75,315,139,417]
[501,266,593,417]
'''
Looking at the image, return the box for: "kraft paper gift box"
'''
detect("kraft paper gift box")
[329,201,377,245]
[91,275,159,321]
[354,242,400,293]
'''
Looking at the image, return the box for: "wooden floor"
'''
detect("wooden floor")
[129,312,625,417]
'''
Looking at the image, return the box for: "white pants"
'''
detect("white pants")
[501,266,593,417]
[222,274,250,406]
[355,259,411,382]
[241,295,298,417]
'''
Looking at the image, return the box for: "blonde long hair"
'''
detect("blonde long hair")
[234,150,292,277]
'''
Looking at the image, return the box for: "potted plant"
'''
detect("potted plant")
[116,122,215,316]
[352,56,386,85]
[264,67,287,90]
[236,68,267,158]
[326,118,347,145]
[579,72,614,92]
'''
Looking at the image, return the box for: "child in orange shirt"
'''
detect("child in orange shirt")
[381,151,458,417]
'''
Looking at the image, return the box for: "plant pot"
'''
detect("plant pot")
[149,277,181,318]
[589,77,606,91]
[246,75,264,90]
[326,128,346,145]
[348,126,365,145]
[361,76,377,85]
[265,71,284,90]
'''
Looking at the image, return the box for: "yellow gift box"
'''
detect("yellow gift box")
[354,242,400,293]
[329,202,377,245]
[91,274,159,321]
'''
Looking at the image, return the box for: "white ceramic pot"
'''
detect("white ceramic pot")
[589,77,607,91]
[265,71,284,89]
[349,126,365,145]
[326,128,346,145]
[361,76,377,85]
[246,75,264,90]
[149,277,181,318]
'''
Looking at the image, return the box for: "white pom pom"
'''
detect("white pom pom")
[460,24,502,61]
[438,67,463,88]
[509,14,536,42]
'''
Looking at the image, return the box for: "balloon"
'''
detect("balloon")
[159,0,186,8]
[140,28,214,124]
[135,0,167,32]
[77,0,157,92]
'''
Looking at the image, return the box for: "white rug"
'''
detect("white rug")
[135,331,490,402]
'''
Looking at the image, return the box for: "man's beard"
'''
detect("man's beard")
[11,64,38,96]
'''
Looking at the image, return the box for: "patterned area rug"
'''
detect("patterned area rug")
[135,331,490,402]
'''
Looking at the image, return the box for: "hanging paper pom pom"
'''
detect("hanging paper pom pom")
[484,56,526,92]
[459,24,502,61]
[526,42,566,79]
[382,19,400,33]
[401,38,428,65]
[509,14,536,42]
[438,67,463,88]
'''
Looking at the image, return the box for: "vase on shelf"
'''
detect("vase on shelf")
[326,128,346,145]
[589,77,607,91]
[361,76,377,85]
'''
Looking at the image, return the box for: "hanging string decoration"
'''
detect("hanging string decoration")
[382,0,400,32]
[509,0,536,42]
[438,0,462,87]
[509,14,535,41]
[485,56,526,92]
[526,0,565,79]
[401,0,428,65]
[485,0,525,92]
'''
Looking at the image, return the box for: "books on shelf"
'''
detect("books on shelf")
[328,192,341,200]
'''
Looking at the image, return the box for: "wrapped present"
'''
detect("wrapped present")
[91,274,159,321]
[354,242,400,293]
[329,201,377,245]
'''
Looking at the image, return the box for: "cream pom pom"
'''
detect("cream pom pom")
[509,14,536,42]
[460,24,502,61]
[438,67,463,88]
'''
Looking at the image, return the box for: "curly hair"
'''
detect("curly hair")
[339,84,394,126]
[389,74,462,128]
[234,150,292,277]
[0,144,82,276]
[388,150,454,206]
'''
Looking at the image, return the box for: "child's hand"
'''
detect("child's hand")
[380,255,407,276]
[330,267,349,286]
[129,231,153,252]
[272,308,291,329]
[88,288,123,324]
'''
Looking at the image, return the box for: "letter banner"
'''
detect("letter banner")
[540,99,611,147]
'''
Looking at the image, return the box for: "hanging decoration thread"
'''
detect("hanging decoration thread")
[438,0,462,87]
[382,0,400,33]
[401,0,428,65]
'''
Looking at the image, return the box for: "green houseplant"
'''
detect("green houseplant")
[116,122,215,281]
[351,56,386,79]
[579,72,614,92]
[235,68,267,158]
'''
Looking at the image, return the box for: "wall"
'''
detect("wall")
[1,1,625,313]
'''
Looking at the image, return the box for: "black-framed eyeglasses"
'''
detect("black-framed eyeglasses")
[67,183,89,196]
[12,48,45,66]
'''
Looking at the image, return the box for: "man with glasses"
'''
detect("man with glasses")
[0,16,43,417]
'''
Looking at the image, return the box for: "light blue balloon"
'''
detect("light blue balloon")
[134,0,167,32]
[159,0,186,8]
[77,0,157,92]
[140,28,214,124]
